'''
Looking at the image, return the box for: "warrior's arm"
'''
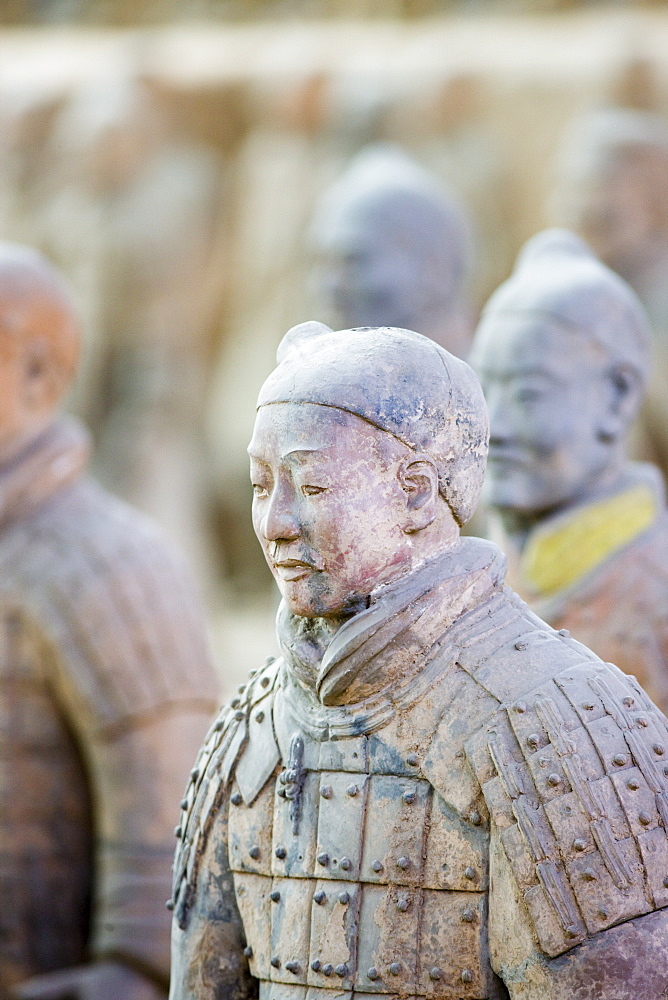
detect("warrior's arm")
[169,796,257,1000]
[500,909,668,1000]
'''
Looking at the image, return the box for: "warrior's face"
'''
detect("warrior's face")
[471,311,616,520]
[249,402,418,619]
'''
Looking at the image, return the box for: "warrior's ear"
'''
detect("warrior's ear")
[398,454,439,532]
[597,362,643,442]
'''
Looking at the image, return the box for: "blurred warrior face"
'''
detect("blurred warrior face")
[471,313,618,520]
[312,203,427,332]
[249,402,417,619]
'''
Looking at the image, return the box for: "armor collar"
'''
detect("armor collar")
[0,416,90,532]
[275,536,506,739]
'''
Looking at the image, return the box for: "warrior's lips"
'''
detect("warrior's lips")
[273,559,320,581]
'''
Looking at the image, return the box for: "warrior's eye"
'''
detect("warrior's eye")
[301,485,327,496]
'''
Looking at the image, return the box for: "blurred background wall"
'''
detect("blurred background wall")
[1,1,667,694]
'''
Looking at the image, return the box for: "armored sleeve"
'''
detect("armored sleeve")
[466,654,668,995]
[169,659,280,999]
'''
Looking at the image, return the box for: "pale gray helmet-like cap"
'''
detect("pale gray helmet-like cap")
[479,228,651,386]
[258,321,489,526]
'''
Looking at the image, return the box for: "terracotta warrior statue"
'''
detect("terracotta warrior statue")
[0,244,219,1000]
[170,319,668,1000]
[551,108,668,475]
[309,144,472,357]
[470,229,668,713]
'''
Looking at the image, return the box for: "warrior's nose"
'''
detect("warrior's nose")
[262,485,300,541]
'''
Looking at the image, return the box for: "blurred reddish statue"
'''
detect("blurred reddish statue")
[171,321,668,1000]
[0,244,219,1000]
[471,230,668,712]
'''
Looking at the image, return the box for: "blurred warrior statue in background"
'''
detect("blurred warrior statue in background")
[0,244,219,1000]
[310,143,472,357]
[471,229,668,712]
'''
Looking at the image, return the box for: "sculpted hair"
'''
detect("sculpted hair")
[261,322,489,526]
[481,229,651,389]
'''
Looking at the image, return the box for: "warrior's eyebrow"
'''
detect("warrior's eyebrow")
[247,446,328,461]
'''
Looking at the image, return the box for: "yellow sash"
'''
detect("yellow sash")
[521,484,657,597]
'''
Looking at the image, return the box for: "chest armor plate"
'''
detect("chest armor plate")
[229,727,502,1000]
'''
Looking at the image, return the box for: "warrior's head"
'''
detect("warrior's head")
[0,242,80,463]
[470,229,650,528]
[249,322,488,621]
[309,144,470,353]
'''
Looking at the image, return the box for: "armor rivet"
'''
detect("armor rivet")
[654,744,665,755]
[573,838,587,852]
[180,798,188,810]
[340,857,352,871]
[407,753,419,766]
[514,641,527,651]
[339,891,350,904]
[396,898,410,912]
[256,711,265,724]
[285,961,300,974]
[527,733,540,749]
[612,754,627,766]
[174,826,182,838]
[664,766,668,776]
[270,957,280,968]
[275,846,287,859]
[249,846,260,860]
[461,968,474,984]
[639,811,652,826]
[243,946,253,958]
[321,786,333,799]
[464,866,476,879]
[598,908,608,919]
[261,676,270,688]
[638,718,649,727]
[231,698,240,709]
[335,964,348,978]
[213,720,223,731]
[248,668,257,677]
[403,791,416,804]
[165,899,174,911]
[190,768,199,782]
[322,964,333,977]
[372,860,383,872]
[515,702,526,713]
[317,852,329,866]
[396,856,410,870]
[311,960,321,972]
[558,629,570,638]
[264,656,275,667]
[367,968,379,981]
[389,962,402,975]
[270,890,281,902]
[469,810,482,825]
[538,756,549,767]
[582,703,595,711]
[565,924,580,938]
[627,778,640,790]
[662,877,668,888]
[547,774,561,787]
[623,696,635,708]
[347,784,359,796]
[582,868,597,881]
[429,967,443,980]
[314,890,327,904]
[231,792,242,806]
[462,908,475,922]
[233,710,244,721]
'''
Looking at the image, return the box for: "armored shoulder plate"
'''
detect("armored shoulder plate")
[466,655,668,958]
[171,656,280,929]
